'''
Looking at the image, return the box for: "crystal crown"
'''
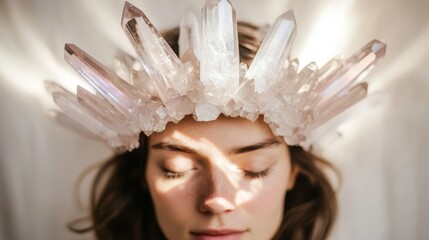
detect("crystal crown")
[46,0,386,151]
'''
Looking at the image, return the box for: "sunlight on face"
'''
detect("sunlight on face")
[146,116,298,240]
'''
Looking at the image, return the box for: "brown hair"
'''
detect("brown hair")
[70,22,337,240]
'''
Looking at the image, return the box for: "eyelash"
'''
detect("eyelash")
[162,168,271,180]
[161,167,187,180]
[243,168,271,179]
[164,170,186,179]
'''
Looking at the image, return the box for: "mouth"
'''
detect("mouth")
[190,229,247,240]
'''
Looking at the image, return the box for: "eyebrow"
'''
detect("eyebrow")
[151,142,197,154]
[228,138,281,154]
[150,138,281,155]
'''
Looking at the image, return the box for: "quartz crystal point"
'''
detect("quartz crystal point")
[46,81,140,148]
[49,84,119,143]
[201,0,239,97]
[309,82,368,132]
[45,81,96,138]
[76,86,136,134]
[295,62,319,95]
[246,10,297,93]
[318,58,344,85]
[302,83,372,149]
[64,44,143,121]
[121,1,190,102]
[301,59,343,111]
[317,40,386,106]
[179,11,201,62]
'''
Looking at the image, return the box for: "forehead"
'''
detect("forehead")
[149,115,278,151]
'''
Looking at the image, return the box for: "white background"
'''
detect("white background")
[1,0,428,239]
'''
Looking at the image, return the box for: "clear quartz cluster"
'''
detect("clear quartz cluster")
[48,0,386,151]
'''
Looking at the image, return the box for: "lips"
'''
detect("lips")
[190,229,246,240]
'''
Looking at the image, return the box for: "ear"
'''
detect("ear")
[286,164,300,191]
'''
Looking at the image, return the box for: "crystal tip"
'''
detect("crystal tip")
[122,1,142,26]
[370,39,387,54]
[43,80,58,93]
[280,10,296,22]
[64,43,77,55]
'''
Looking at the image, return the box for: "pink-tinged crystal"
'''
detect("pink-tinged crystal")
[302,83,373,149]
[45,82,98,135]
[113,52,136,85]
[290,62,320,110]
[44,80,70,94]
[121,1,190,102]
[179,11,201,62]
[277,59,299,95]
[307,82,368,133]
[131,67,161,101]
[112,53,160,101]
[64,44,143,121]
[296,62,319,94]
[201,0,239,96]
[317,40,386,106]
[317,58,344,86]
[114,55,162,101]
[51,88,119,142]
[246,10,296,93]
[76,86,136,134]
[300,58,344,110]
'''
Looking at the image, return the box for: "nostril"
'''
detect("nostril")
[199,197,235,215]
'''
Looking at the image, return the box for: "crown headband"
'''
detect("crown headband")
[46,0,386,152]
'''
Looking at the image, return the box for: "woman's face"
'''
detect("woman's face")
[146,116,298,240]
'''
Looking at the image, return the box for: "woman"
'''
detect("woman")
[61,0,386,238]
[68,21,337,240]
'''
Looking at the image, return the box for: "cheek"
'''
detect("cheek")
[146,170,199,237]
[150,178,196,217]
[244,172,288,212]
[240,165,290,238]
[244,158,290,206]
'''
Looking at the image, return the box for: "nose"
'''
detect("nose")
[197,167,237,215]
[200,197,235,215]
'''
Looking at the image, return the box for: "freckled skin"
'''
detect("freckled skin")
[146,116,298,240]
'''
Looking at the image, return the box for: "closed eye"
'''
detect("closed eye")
[165,170,185,179]
[162,167,195,180]
[243,168,271,179]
